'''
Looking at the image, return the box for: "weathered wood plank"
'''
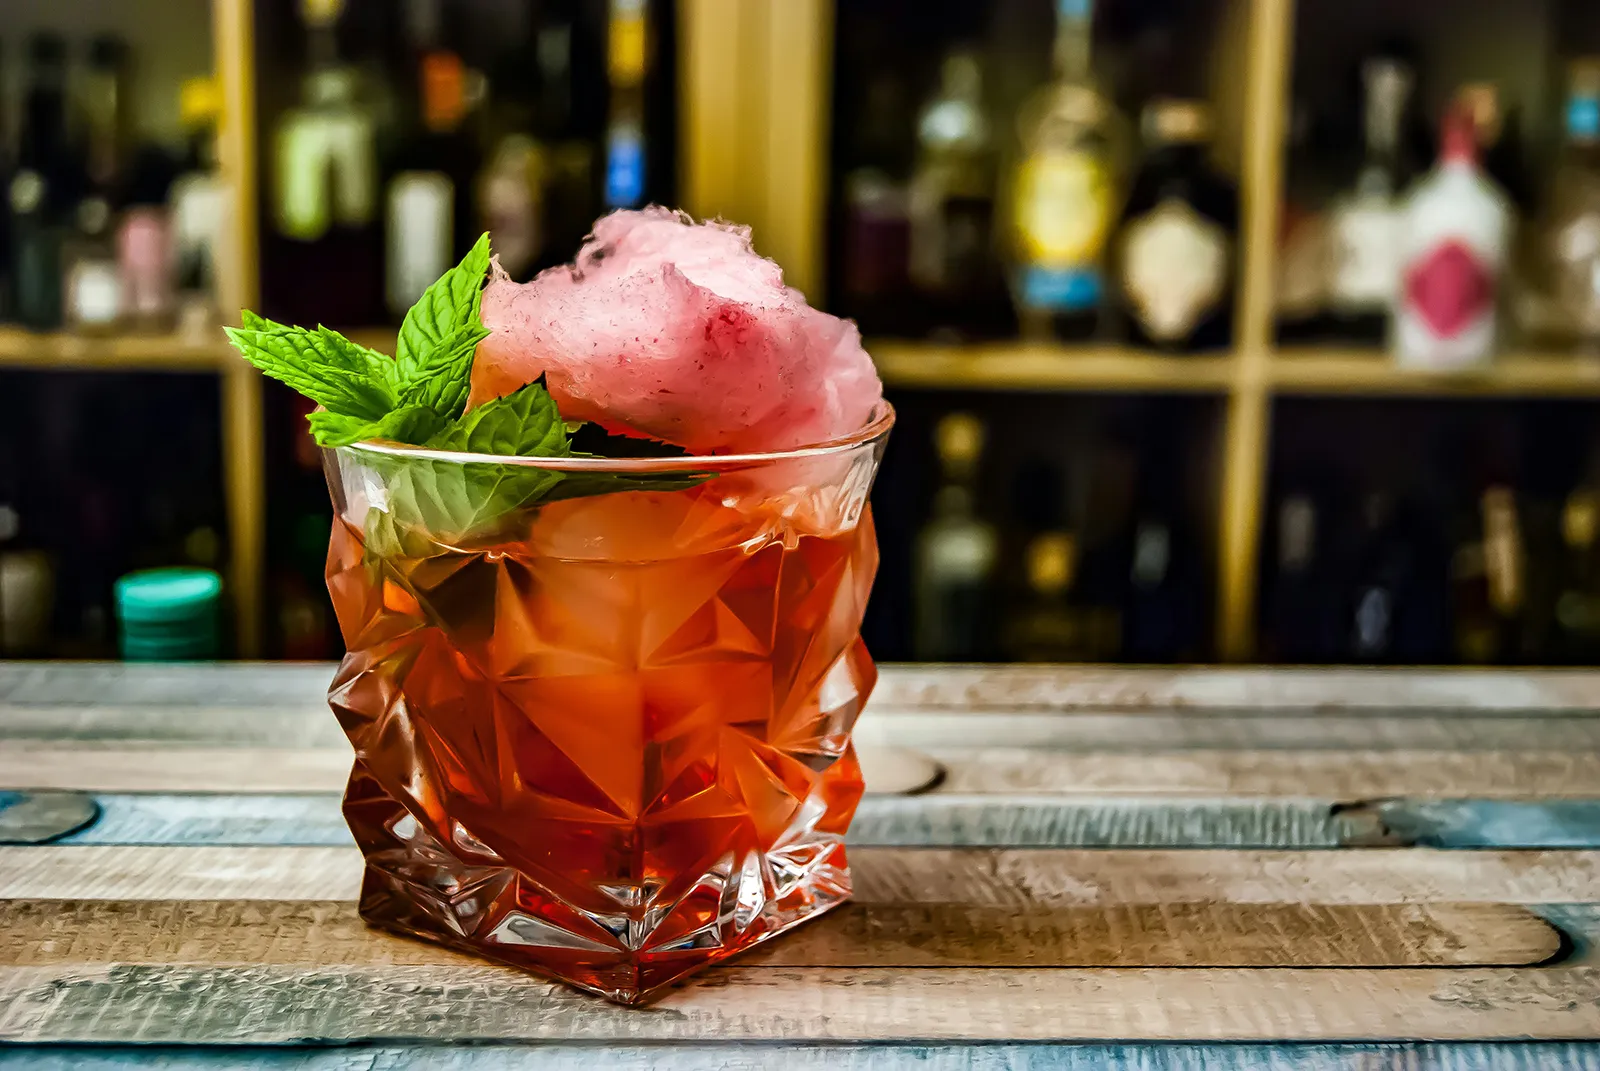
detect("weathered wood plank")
[926,749,1600,798]
[9,661,1600,712]
[16,701,1600,753]
[5,963,1600,1042]
[4,1042,1600,1070]
[6,845,1599,905]
[68,792,1351,849]
[53,791,1600,850]
[10,745,1600,798]
[869,665,1600,712]
[0,898,1558,970]
[0,792,96,845]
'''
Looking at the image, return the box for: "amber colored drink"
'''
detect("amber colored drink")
[321,420,889,1003]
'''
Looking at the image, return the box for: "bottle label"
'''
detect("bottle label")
[605,122,646,208]
[1399,238,1494,353]
[482,146,546,281]
[1012,149,1113,272]
[1329,200,1399,310]
[1569,96,1600,141]
[1120,198,1228,341]
[387,171,454,315]
[69,260,122,325]
[1020,266,1101,311]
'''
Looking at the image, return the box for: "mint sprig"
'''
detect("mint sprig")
[224,234,706,554]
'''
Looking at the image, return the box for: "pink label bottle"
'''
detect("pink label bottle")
[1392,103,1511,370]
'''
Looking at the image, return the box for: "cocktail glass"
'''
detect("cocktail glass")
[320,404,893,1003]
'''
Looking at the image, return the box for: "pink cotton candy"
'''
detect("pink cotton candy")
[470,207,884,455]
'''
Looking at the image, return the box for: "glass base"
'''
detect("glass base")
[343,759,857,1004]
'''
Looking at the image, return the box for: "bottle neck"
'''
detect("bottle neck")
[1052,0,1094,83]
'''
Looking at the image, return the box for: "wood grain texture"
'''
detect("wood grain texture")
[4,1043,1600,1070]
[67,792,1349,849]
[10,745,1599,799]
[5,962,1600,1043]
[54,792,1600,850]
[6,845,1599,905]
[0,898,1558,970]
[9,662,1600,713]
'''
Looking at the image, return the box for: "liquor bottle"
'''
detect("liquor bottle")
[1121,414,1200,660]
[9,33,71,330]
[1263,490,1340,662]
[479,134,546,283]
[1003,532,1094,662]
[908,51,996,317]
[1325,58,1412,343]
[838,70,913,328]
[1452,485,1524,663]
[1116,99,1236,352]
[386,3,479,318]
[80,36,130,202]
[170,78,226,338]
[603,0,648,210]
[1519,59,1600,349]
[1393,103,1511,371]
[1553,487,1600,662]
[61,196,120,332]
[1005,0,1128,342]
[912,413,998,661]
[1341,491,1447,663]
[267,0,382,326]
[118,149,177,331]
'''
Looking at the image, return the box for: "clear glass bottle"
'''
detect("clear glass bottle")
[1004,0,1129,342]
[1327,57,1412,341]
[603,0,648,209]
[913,412,998,661]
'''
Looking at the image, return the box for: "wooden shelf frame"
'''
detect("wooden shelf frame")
[703,0,1600,663]
[11,0,1599,662]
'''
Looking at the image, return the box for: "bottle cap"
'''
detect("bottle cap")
[1142,98,1211,146]
[421,51,467,131]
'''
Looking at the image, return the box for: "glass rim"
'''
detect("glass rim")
[340,401,896,472]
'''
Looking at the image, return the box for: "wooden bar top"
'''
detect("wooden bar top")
[2,662,1599,1068]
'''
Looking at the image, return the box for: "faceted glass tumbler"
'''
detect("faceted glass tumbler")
[321,407,892,1003]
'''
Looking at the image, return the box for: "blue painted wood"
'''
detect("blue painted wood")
[1371,800,1600,849]
[3,1042,1600,1070]
[57,792,1600,850]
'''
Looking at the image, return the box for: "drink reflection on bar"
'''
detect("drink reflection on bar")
[5,0,1600,668]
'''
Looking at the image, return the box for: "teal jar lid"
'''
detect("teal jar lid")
[115,568,223,624]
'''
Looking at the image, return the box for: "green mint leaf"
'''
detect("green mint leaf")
[307,405,444,449]
[393,233,492,418]
[397,322,490,416]
[425,381,570,458]
[225,323,396,420]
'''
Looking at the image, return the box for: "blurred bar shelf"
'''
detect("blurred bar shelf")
[1270,348,1600,397]
[0,327,229,372]
[870,341,1236,393]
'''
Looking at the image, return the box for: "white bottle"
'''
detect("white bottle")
[1392,104,1511,370]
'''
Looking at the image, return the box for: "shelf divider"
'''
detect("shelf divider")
[1216,0,1294,661]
